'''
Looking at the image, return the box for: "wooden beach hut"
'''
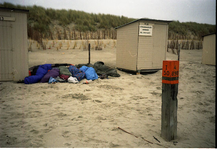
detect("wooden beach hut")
[115,18,172,73]
[202,33,216,65]
[0,7,29,81]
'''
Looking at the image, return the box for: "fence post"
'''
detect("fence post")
[178,44,180,61]
[88,43,90,64]
[161,60,179,141]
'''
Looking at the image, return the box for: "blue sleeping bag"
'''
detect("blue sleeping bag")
[80,66,98,80]
[68,65,85,81]
[24,64,52,84]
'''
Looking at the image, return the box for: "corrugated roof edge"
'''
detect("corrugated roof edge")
[202,32,216,37]
[115,18,173,29]
[0,7,29,13]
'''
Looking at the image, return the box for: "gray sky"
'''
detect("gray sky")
[1,0,216,25]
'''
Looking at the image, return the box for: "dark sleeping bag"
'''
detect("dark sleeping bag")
[93,61,120,77]
[40,68,60,83]
[24,64,52,84]
[59,66,72,76]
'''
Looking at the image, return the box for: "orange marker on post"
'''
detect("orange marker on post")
[162,60,179,84]
[161,60,179,141]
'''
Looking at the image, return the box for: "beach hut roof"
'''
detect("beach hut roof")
[0,7,29,13]
[202,32,216,37]
[115,18,173,29]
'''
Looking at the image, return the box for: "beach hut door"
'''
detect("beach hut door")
[0,22,13,81]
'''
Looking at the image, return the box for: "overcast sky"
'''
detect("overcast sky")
[1,0,216,25]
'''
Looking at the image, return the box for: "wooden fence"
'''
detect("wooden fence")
[167,40,203,51]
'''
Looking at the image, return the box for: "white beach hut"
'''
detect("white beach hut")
[115,18,172,73]
[202,33,216,65]
[0,7,29,81]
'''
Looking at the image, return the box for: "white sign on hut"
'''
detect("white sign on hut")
[0,7,29,81]
[139,25,153,36]
[115,18,172,73]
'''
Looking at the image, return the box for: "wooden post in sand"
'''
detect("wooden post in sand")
[178,44,180,61]
[88,43,90,64]
[161,60,179,141]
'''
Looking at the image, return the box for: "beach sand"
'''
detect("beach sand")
[0,40,215,148]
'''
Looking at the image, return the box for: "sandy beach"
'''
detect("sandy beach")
[0,40,215,148]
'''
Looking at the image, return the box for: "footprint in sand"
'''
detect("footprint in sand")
[96,115,106,121]
[55,112,67,118]
[7,112,24,119]
[196,109,212,114]
[62,131,71,138]
[30,129,39,134]
[156,86,161,90]
[209,116,215,123]
[192,90,205,95]
[43,128,53,133]
[64,143,71,146]
[29,138,44,147]
[2,134,17,146]
[10,120,27,128]
[109,142,120,148]
[40,102,52,107]
[149,81,156,85]
[145,107,153,111]
[62,93,89,100]
[97,85,124,90]
[130,96,147,100]
[150,91,162,97]
[148,113,153,116]
[26,111,42,118]
[94,100,102,103]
